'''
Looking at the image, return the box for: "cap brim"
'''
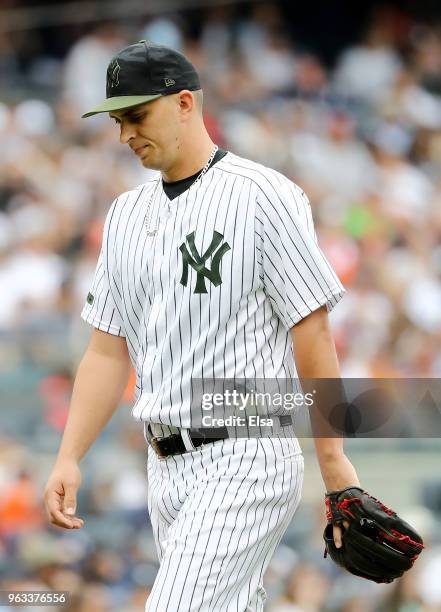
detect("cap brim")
[81,94,163,118]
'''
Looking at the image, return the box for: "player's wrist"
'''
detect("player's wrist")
[55,452,82,467]
[319,453,360,493]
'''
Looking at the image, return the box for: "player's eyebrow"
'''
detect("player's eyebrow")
[109,109,140,122]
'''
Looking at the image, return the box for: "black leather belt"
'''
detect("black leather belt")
[145,415,293,458]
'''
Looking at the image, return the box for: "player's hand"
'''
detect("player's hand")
[319,451,360,550]
[333,520,349,549]
[44,459,84,529]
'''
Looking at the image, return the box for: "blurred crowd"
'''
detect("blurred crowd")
[1,1,441,610]
[0,3,441,376]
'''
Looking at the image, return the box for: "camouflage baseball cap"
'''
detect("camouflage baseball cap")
[82,40,201,118]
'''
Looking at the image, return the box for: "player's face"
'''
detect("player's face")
[109,96,183,171]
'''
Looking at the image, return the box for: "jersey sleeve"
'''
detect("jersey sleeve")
[255,179,345,330]
[81,201,126,337]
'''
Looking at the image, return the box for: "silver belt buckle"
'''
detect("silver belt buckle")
[145,423,195,454]
[150,423,172,438]
[150,423,194,452]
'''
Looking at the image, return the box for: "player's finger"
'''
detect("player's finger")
[333,520,350,549]
[49,507,79,529]
[49,507,84,529]
[60,510,84,527]
[333,524,343,548]
[45,491,81,529]
[63,514,84,529]
[62,484,78,516]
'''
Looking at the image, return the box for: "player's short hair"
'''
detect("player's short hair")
[193,89,203,115]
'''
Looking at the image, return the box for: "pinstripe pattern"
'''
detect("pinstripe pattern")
[81,151,345,610]
[81,151,345,428]
[146,436,304,612]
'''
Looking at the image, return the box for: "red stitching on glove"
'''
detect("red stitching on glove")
[379,530,424,558]
[336,497,361,519]
[367,494,395,516]
[390,529,425,549]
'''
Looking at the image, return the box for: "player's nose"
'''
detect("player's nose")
[119,122,136,145]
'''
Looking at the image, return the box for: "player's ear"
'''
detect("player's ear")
[178,90,194,118]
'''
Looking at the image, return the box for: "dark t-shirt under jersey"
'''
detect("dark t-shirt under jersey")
[162,148,228,200]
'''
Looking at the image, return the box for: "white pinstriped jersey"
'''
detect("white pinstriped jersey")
[81,152,345,427]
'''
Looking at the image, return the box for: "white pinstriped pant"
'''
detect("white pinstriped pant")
[145,434,304,612]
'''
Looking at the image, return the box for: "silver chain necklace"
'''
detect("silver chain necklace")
[144,145,219,236]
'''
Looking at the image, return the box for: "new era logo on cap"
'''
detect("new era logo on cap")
[164,78,176,87]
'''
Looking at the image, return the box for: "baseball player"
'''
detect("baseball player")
[44,41,360,611]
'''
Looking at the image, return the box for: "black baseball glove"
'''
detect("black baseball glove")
[323,487,424,583]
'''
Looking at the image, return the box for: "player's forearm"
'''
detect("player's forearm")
[292,313,360,490]
[297,355,346,463]
[291,307,343,451]
[56,348,131,464]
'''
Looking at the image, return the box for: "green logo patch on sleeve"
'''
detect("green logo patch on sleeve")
[86,292,94,305]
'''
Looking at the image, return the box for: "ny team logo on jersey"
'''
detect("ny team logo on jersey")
[107,60,120,89]
[179,231,231,294]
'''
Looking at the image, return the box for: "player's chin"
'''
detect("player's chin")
[140,150,160,170]
[139,149,152,166]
